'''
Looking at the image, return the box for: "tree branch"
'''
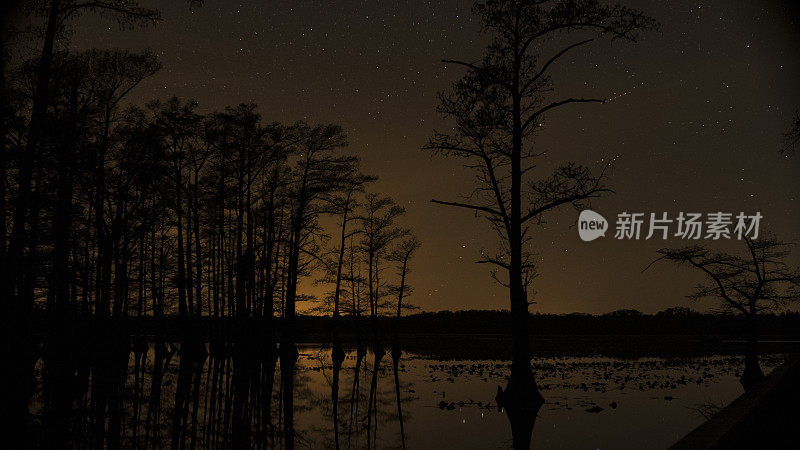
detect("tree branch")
[522,39,594,94]
[524,98,605,131]
[429,199,503,217]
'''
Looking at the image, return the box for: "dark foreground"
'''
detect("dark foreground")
[672,356,800,449]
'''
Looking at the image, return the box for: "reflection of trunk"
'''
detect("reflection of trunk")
[366,346,383,450]
[146,340,172,448]
[188,348,206,450]
[741,311,764,391]
[332,354,342,450]
[496,357,542,450]
[171,345,195,450]
[347,350,364,448]
[131,342,147,443]
[391,352,406,450]
[496,351,543,450]
[204,345,225,445]
[231,341,252,448]
[91,335,130,450]
[280,343,298,450]
[504,396,540,450]
[42,333,75,448]
[260,344,278,448]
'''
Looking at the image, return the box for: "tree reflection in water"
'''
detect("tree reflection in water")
[31,337,428,449]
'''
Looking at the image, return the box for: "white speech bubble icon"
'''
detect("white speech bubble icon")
[578,210,607,241]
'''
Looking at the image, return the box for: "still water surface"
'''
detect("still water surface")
[29,341,785,449]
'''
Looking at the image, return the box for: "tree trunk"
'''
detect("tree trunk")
[332,192,352,362]
[51,81,79,318]
[393,259,408,353]
[263,186,275,321]
[5,0,60,314]
[235,168,245,317]
[186,188,194,316]
[176,164,187,317]
[504,40,543,411]
[280,346,297,450]
[193,179,203,317]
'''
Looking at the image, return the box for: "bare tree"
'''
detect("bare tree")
[324,170,375,361]
[359,193,407,342]
[423,0,655,418]
[149,98,202,318]
[388,234,421,356]
[653,237,800,388]
[4,0,160,323]
[283,123,354,346]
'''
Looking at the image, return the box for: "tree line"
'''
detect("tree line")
[2,42,420,328]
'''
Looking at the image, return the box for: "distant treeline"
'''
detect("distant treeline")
[31,307,800,340]
[400,308,800,338]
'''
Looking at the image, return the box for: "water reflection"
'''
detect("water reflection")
[30,335,787,449]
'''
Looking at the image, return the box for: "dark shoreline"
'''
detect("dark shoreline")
[30,314,800,360]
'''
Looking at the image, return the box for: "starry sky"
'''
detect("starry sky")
[63,0,800,314]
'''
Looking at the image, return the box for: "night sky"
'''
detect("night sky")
[65,0,800,314]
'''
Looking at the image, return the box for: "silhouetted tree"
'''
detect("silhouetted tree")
[149,98,202,318]
[343,233,370,348]
[654,237,800,389]
[283,124,353,343]
[359,193,407,342]
[388,234,421,355]
[214,104,268,318]
[4,0,160,321]
[424,0,655,422]
[107,104,169,318]
[323,170,375,360]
